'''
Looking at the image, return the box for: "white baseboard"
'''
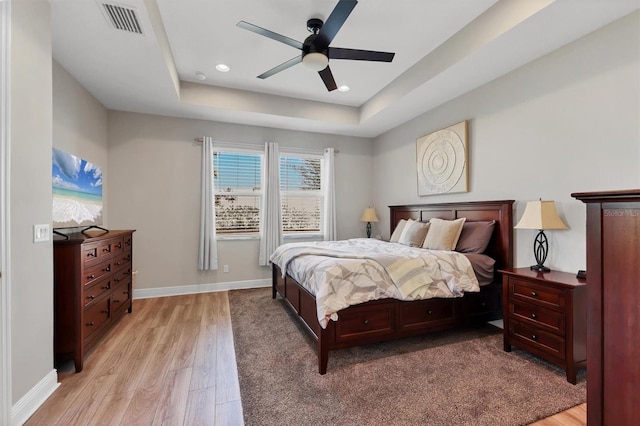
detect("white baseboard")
[133,278,271,300]
[11,369,59,426]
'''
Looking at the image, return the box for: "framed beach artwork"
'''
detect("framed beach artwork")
[52,148,103,228]
[416,120,469,196]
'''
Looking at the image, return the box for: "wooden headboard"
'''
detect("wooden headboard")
[389,199,515,272]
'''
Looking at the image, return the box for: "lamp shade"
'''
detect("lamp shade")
[515,200,568,230]
[360,207,379,223]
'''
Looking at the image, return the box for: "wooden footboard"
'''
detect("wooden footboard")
[273,264,503,374]
[271,199,513,374]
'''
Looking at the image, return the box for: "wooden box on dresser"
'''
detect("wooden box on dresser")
[53,229,135,372]
[572,189,640,426]
[500,268,586,385]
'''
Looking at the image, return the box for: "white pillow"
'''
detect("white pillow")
[389,219,407,243]
[397,219,430,247]
[422,218,466,250]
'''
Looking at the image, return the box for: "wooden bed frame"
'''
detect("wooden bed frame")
[272,199,514,374]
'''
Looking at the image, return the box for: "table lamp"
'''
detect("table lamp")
[360,207,378,238]
[515,200,567,272]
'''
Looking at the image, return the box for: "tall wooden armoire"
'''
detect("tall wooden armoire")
[572,189,639,425]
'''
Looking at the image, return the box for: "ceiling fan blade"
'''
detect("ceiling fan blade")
[316,0,358,47]
[318,66,337,91]
[329,47,395,62]
[257,56,303,79]
[237,21,303,50]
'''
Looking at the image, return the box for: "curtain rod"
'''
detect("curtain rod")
[193,138,338,154]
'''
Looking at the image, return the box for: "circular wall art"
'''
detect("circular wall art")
[416,121,468,196]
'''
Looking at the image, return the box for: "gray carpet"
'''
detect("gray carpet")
[229,288,586,426]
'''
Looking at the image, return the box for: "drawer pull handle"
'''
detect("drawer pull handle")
[363,319,369,325]
[125,240,131,246]
[113,299,120,303]
[427,310,433,315]
[88,295,95,300]
[87,274,95,280]
[86,321,95,327]
[103,266,111,272]
[531,313,537,319]
[123,291,129,295]
[115,262,121,266]
[531,334,537,340]
[101,309,109,314]
[101,284,111,290]
[103,247,111,253]
[86,252,96,258]
[116,242,122,248]
[124,271,131,276]
[531,291,537,297]
[114,278,120,282]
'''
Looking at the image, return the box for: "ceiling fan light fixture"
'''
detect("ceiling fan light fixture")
[302,52,329,71]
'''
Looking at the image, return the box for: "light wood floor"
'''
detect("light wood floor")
[26,291,585,426]
[26,292,243,426]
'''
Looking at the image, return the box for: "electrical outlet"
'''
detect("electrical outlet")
[223,265,229,273]
[33,224,50,243]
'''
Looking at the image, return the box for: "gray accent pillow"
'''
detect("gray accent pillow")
[456,220,496,254]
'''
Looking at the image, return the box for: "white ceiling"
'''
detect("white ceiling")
[51,0,639,138]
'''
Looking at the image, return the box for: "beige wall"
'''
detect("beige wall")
[107,111,373,290]
[52,60,109,226]
[372,12,640,273]
[11,0,54,404]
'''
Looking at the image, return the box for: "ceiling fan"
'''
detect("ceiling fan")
[237,0,395,92]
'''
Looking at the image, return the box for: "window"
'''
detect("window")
[280,154,323,236]
[211,147,325,238]
[213,149,263,235]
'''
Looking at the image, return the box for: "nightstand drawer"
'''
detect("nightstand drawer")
[509,301,565,335]
[510,321,565,361]
[510,279,565,310]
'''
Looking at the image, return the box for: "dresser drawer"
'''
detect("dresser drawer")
[335,304,395,343]
[111,236,125,256]
[509,321,565,361]
[82,297,110,341]
[509,301,565,336]
[111,280,131,315]
[111,264,132,287]
[82,277,113,307]
[510,279,565,310]
[82,260,113,287]
[112,250,132,269]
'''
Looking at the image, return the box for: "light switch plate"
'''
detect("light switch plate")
[33,224,50,242]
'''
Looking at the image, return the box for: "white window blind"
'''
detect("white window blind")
[280,154,323,235]
[213,149,263,235]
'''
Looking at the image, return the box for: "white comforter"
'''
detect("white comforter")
[270,238,479,328]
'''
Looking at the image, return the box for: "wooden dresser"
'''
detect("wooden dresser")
[54,229,135,372]
[501,268,586,384]
[573,189,640,426]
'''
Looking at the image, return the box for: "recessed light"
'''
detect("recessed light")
[216,64,230,72]
[338,85,350,92]
[195,72,207,81]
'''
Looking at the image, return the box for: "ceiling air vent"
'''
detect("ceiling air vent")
[100,3,143,34]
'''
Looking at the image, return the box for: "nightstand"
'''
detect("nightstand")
[500,268,586,384]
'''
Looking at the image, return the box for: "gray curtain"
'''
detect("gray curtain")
[323,147,337,241]
[258,142,282,266]
[198,137,218,270]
